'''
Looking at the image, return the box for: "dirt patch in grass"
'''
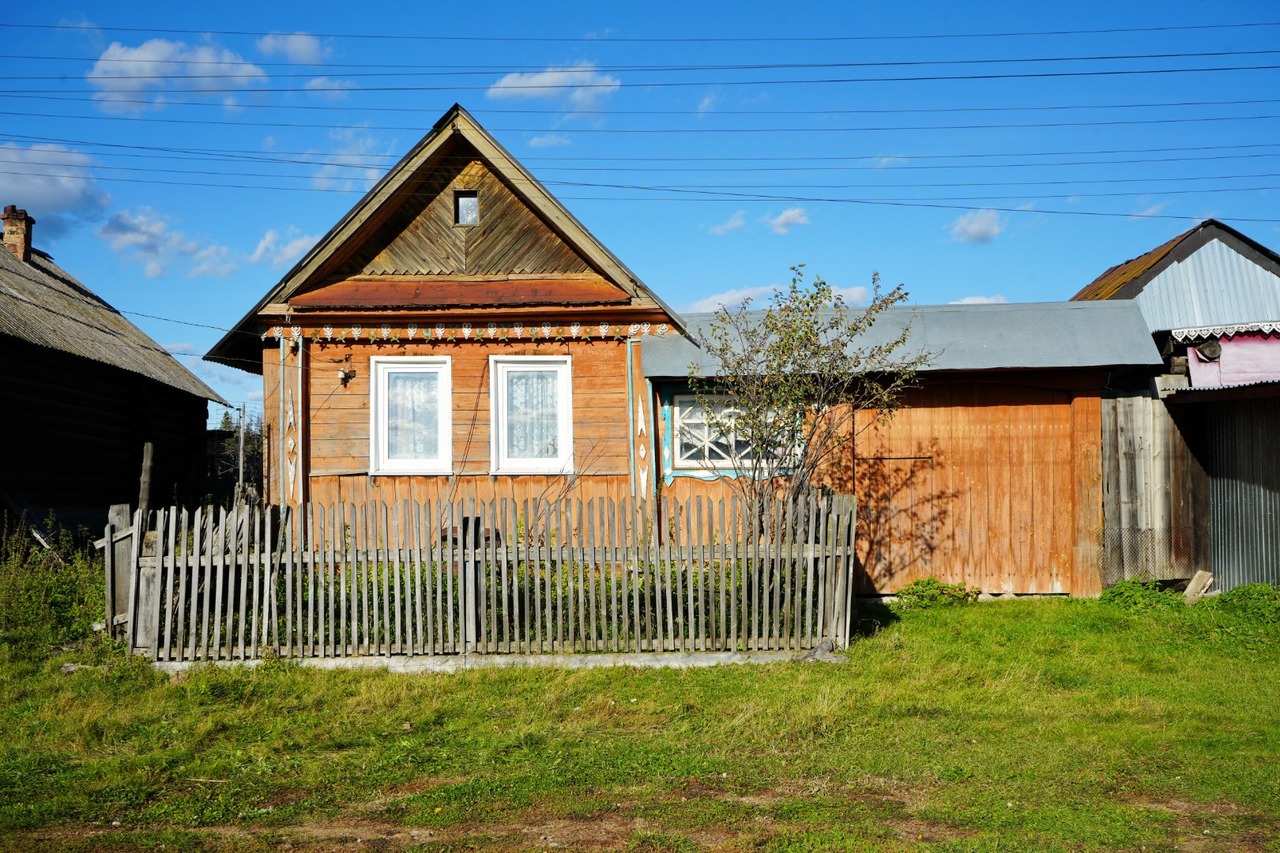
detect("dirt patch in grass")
[1131,797,1277,853]
[13,781,974,851]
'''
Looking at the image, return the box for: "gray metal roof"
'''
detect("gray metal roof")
[1133,236,1280,333]
[0,246,226,403]
[642,300,1162,378]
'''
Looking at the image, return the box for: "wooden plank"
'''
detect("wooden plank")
[236,506,249,660]
[586,499,599,652]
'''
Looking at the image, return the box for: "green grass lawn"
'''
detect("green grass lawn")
[1,590,1278,851]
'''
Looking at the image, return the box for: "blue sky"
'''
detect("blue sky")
[3,0,1280,419]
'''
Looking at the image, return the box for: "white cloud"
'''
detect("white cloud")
[950,209,1005,244]
[686,282,868,313]
[687,285,775,312]
[86,39,267,112]
[486,61,620,112]
[875,156,906,169]
[763,207,810,235]
[96,207,231,278]
[529,133,571,148]
[249,226,317,268]
[307,128,391,192]
[164,342,201,356]
[709,210,747,236]
[189,244,238,278]
[305,76,356,100]
[0,144,111,239]
[950,294,1009,305]
[697,93,718,115]
[256,32,326,64]
[1130,202,1168,219]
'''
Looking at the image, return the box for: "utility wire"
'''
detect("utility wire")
[5,20,1280,42]
[12,61,1280,96]
[16,47,1280,80]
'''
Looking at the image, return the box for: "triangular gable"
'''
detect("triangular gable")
[1071,219,1280,302]
[209,104,686,367]
[1070,219,1280,333]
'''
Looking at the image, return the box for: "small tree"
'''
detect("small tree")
[687,266,926,508]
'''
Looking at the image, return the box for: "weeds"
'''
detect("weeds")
[890,577,978,611]
[0,517,103,649]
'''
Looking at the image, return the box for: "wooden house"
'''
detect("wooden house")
[1071,219,1280,590]
[0,205,226,528]
[209,105,1173,597]
[207,105,686,509]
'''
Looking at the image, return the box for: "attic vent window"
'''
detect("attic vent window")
[454,190,479,226]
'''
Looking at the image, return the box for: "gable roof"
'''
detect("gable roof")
[208,104,686,369]
[642,301,1162,378]
[0,244,225,403]
[1070,219,1280,302]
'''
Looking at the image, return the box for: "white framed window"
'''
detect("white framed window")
[490,356,573,474]
[673,394,783,471]
[370,356,452,474]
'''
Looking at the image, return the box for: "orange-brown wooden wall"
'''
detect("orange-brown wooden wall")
[659,371,1104,597]
[261,336,640,508]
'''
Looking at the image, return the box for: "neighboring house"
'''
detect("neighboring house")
[1072,219,1280,590]
[208,105,1172,596]
[207,105,686,508]
[643,303,1161,596]
[0,205,227,528]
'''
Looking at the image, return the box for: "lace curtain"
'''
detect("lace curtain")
[505,369,559,459]
[387,372,440,460]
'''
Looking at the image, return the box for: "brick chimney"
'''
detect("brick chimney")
[2,205,35,263]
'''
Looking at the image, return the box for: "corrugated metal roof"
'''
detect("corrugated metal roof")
[1132,238,1280,332]
[642,300,1162,378]
[1070,219,1280,333]
[0,246,226,403]
[1070,226,1194,302]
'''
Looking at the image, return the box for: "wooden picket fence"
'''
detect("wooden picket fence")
[103,493,857,664]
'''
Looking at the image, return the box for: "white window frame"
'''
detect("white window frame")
[672,393,792,473]
[489,355,573,475]
[369,356,452,475]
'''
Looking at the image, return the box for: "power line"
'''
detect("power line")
[8,131,1280,167]
[16,47,1280,81]
[4,20,1279,42]
[7,107,1280,134]
[11,90,1280,118]
[9,153,1280,190]
[12,61,1280,98]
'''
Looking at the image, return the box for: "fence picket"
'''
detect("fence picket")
[107,494,855,664]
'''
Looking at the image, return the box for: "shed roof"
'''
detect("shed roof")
[642,300,1162,378]
[0,246,226,403]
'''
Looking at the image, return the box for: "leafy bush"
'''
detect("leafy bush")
[1098,579,1184,614]
[0,518,104,648]
[892,577,978,611]
[1198,583,1280,625]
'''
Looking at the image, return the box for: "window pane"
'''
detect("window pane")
[506,369,558,459]
[455,191,478,225]
[387,372,440,460]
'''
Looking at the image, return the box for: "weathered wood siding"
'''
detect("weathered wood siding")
[658,372,1106,596]
[341,143,592,278]
[4,336,208,526]
[1099,393,1210,584]
[848,377,1102,596]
